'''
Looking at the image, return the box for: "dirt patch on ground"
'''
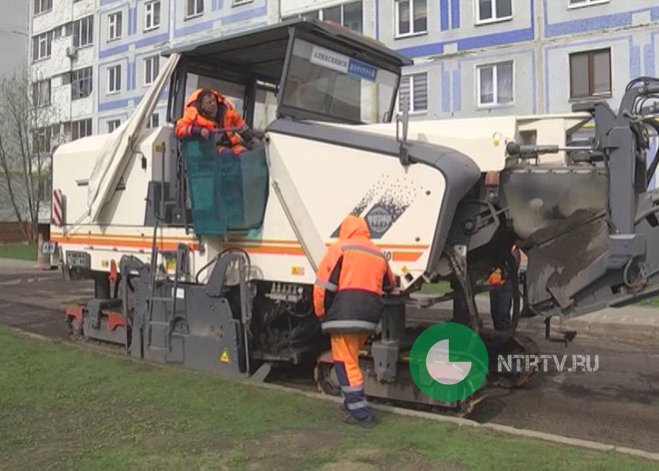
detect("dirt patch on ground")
[243,429,341,469]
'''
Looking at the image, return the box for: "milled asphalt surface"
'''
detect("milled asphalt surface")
[0,262,658,453]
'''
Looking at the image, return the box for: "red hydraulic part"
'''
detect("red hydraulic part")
[108,260,118,285]
[106,311,126,331]
[64,306,127,336]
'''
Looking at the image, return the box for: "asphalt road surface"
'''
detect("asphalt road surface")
[1,269,658,453]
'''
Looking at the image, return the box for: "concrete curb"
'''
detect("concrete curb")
[10,327,659,463]
[414,293,659,344]
[563,318,659,344]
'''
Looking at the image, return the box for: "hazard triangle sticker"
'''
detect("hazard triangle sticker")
[219,349,230,363]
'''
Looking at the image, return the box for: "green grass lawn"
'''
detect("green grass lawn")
[0,327,653,470]
[0,243,36,261]
[420,281,451,295]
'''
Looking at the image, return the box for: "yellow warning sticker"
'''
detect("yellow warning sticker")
[291,266,305,276]
[219,349,230,363]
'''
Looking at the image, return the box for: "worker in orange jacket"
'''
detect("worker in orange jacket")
[175,88,257,156]
[487,245,521,331]
[313,215,395,427]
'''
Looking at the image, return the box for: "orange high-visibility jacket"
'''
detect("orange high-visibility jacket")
[488,245,522,286]
[174,89,248,151]
[313,215,396,333]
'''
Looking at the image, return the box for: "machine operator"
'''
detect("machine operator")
[175,88,258,156]
[313,215,395,427]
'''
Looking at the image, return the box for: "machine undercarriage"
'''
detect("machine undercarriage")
[65,244,539,416]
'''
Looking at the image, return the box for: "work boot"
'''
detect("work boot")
[344,414,376,428]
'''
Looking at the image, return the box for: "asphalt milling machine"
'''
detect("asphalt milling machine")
[47,19,659,416]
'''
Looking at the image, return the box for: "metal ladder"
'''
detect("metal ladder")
[145,221,189,359]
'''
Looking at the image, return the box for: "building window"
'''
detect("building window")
[186,0,204,18]
[147,113,160,128]
[32,79,51,107]
[144,1,161,31]
[477,61,514,107]
[108,12,122,41]
[73,16,94,47]
[34,0,52,15]
[476,0,512,24]
[144,56,160,85]
[232,0,253,5]
[32,32,53,61]
[107,120,121,132]
[71,119,92,141]
[108,65,122,94]
[568,0,609,8]
[569,49,611,99]
[395,0,427,37]
[71,67,93,100]
[284,1,363,34]
[32,127,52,155]
[399,72,428,113]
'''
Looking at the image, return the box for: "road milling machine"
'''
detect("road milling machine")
[47,19,659,414]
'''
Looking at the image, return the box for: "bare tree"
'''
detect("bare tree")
[0,67,59,244]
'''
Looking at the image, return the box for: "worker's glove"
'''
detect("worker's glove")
[238,124,255,143]
[488,268,504,286]
[245,137,261,150]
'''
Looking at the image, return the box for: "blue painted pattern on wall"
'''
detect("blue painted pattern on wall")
[440,0,449,31]
[645,39,656,77]
[100,44,129,59]
[450,0,460,29]
[543,1,659,38]
[631,45,641,78]
[451,69,461,112]
[441,67,450,112]
[397,0,534,58]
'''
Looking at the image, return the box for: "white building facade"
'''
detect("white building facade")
[28,0,659,142]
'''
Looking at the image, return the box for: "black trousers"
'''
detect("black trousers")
[490,282,513,331]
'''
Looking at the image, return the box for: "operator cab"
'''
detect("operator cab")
[160,19,412,236]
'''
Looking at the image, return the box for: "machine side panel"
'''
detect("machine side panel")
[265,131,448,288]
[266,120,480,283]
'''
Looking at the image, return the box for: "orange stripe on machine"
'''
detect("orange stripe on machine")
[51,234,426,262]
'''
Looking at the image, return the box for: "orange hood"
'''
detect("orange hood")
[339,215,371,241]
[184,88,236,110]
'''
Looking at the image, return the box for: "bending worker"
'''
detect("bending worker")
[313,215,395,427]
[175,88,257,156]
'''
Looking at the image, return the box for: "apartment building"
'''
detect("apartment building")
[28,0,277,143]
[377,0,659,119]
[28,0,659,141]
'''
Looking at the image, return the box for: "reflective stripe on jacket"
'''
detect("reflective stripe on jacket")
[313,215,395,333]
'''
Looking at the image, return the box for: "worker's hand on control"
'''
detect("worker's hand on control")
[200,128,210,139]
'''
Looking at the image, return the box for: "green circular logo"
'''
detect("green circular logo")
[409,322,489,403]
